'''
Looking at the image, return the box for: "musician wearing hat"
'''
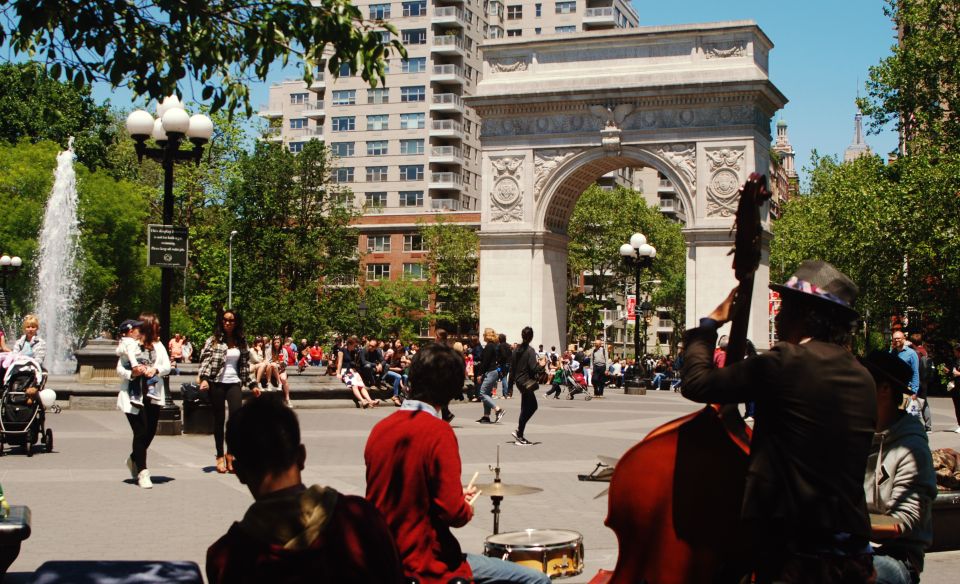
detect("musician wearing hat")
[681,260,877,582]
[861,350,937,584]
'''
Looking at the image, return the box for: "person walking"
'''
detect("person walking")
[116,313,171,489]
[590,338,607,398]
[508,326,542,445]
[474,328,505,424]
[198,309,258,474]
[949,344,960,433]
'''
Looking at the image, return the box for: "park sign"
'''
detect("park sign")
[147,225,189,269]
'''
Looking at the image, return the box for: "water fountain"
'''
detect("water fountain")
[34,137,82,374]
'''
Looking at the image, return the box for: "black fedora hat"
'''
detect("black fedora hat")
[770,260,859,320]
[860,350,913,394]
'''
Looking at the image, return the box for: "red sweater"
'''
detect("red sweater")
[365,408,473,584]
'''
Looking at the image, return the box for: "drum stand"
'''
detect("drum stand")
[489,446,503,534]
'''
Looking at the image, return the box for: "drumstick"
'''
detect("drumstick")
[468,490,482,506]
[466,470,479,491]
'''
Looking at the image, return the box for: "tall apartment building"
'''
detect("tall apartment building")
[259,0,639,304]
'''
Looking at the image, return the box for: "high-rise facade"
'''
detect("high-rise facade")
[259,0,639,304]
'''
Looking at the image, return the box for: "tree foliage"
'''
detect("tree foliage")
[363,276,428,342]
[0,62,115,169]
[566,184,686,345]
[0,0,405,116]
[419,216,479,334]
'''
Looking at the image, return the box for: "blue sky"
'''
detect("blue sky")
[91,1,899,185]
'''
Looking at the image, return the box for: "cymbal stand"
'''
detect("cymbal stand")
[488,445,503,534]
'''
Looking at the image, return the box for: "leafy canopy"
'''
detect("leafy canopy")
[0,0,405,116]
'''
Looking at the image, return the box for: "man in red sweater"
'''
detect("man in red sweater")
[207,398,405,584]
[365,343,550,584]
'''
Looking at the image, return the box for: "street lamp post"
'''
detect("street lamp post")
[619,233,656,362]
[0,255,23,313]
[126,96,213,434]
[358,300,368,336]
[228,230,238,309]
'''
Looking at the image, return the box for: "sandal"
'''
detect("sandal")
[216,456,227,474]
[225,453,235,474]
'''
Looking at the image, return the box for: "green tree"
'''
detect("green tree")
[419,216,479,335]
[226,139,358,337]
[1,0,404,116]
[0,62,115,169]
[363,276,429,342]
[566,184,686,344]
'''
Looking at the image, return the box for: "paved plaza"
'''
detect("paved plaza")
[3,389,960,582]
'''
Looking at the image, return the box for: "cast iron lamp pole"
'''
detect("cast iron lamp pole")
[0,255,23,313]
[125,96,213,425]
[619,233,656,362]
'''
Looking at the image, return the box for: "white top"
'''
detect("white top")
[116,341,171,415]
[219,347,242,383]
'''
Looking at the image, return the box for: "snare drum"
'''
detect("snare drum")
[484,529,584,578]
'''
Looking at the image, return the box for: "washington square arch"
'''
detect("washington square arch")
[464,21,787,350]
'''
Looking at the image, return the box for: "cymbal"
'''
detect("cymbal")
[475,482,543,497]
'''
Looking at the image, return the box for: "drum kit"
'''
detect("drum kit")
[475,446,586,578]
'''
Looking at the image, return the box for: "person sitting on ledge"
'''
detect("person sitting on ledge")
[206,398,405,584]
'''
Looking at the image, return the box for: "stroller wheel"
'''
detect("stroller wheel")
[585,394,593,401]
[45,428,53,453]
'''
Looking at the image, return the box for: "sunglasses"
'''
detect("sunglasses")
[223,317,236,322]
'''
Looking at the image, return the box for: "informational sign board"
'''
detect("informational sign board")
[147,225,189,268]
[626,295,637,323]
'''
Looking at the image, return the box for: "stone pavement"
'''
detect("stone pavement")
[3,389,960,582]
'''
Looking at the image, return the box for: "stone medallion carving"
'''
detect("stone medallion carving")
[704,41,747,59]
[490,58,528,73]
[653,143,697,193]
[705,147,745,217]
[490,156,525,223]
[534,149,577,201]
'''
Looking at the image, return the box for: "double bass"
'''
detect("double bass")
[596,174,771,584]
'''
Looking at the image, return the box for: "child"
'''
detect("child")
[116,319,161,407]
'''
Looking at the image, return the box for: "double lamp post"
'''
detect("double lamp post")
[0,254,23,314]
[619,232,656,362]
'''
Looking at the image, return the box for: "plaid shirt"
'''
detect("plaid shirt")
[198,336,254,388]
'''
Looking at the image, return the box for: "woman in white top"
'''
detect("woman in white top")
[197,309,257,474]
[116,313,171,489]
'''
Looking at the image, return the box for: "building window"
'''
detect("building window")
[367,140,389,156]
[555,25,576,33]
[367,235,392,252]
[507,4,522,19]
[332,90,356,105]
[399,165,424,181]
[366,166,389,182]
[403,263,426,280]
[291,93,309,105]
[399,191,424,207]
[367,88,389,104]
[369,3,391,19]
[507,29,522,37]
[403,233,425,251]
[288,142,305,153]
[333,167,354,183]
[338,62,353,77]
[400,112,425,129]
[402,0,427,17]
[488,26,503,38]
[400,86,426,102]
[332,116,355,132]
[376,31,391,44]
[401,57,427,73]
[399,139,424,155]
[367,114,389,131]
[535,27,541,34]
[289,118,307,129]
[535,3,542,17]
[555,1,576,14]
[331,142,355,157]
[366,263,391,281]
[365,192,387,207]
[402,29,427,45]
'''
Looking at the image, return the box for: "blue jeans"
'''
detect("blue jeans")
[479,370,500,416]
[500,371,511,397]
[466,553,551,584]
[383,371,403,397]
[873,554,914,584]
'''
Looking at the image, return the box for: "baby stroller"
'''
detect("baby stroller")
[562,361,592,401]
[0,354,53,457]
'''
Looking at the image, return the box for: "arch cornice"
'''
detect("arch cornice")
[534,144,697,234]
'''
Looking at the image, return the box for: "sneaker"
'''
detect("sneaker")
[137,469,153,489]
[125,456,138,479]
[443,411,456,423]
[744,416,754,423]
[476,417,493,424]
[953,426,960,434]
[511,431,531,445]
[495,409,506,423]
[129,396,143,408]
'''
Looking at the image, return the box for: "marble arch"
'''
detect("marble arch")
[464,21,787,350]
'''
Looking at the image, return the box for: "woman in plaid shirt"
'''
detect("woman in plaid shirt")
[198,309,257,473]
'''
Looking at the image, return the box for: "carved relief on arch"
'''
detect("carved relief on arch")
[649,143,697,194]
[533,149,578,201]
[704,146,745,217]
[489,156,525,223]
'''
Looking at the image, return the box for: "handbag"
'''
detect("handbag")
[181,382,209,404]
